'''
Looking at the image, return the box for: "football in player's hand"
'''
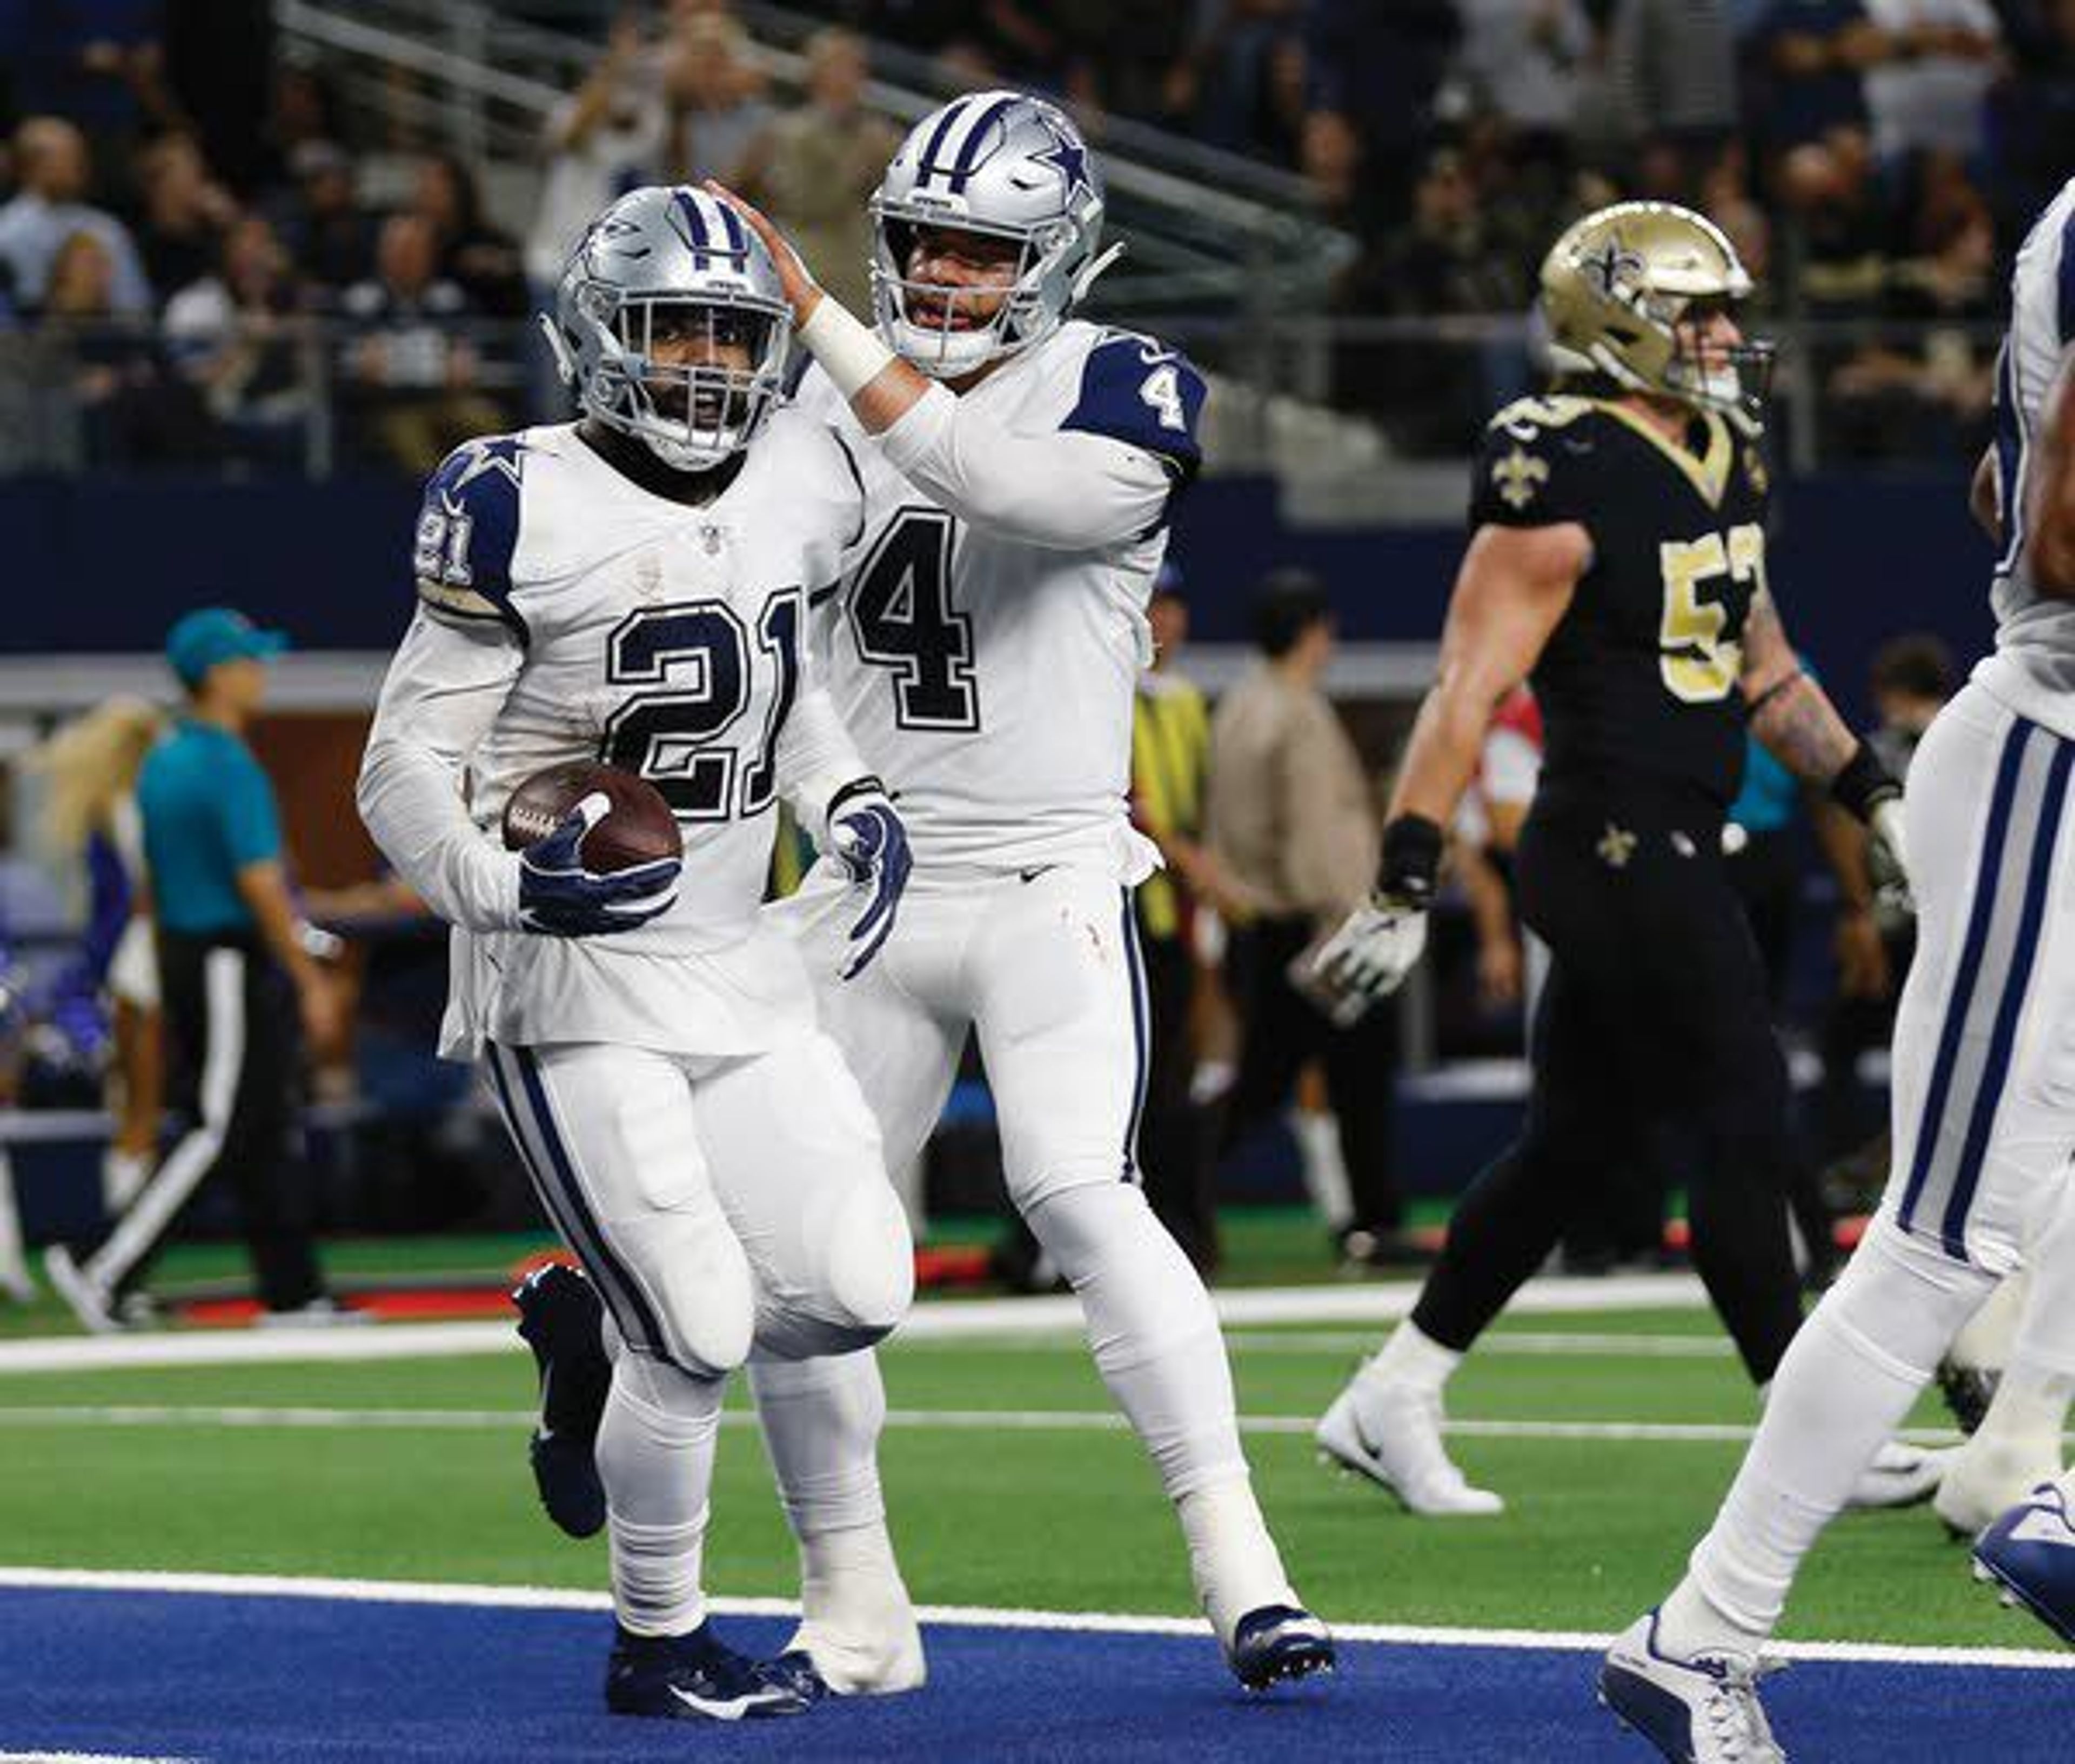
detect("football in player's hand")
[500,761,682,872]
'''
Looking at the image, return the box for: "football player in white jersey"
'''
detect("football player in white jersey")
[525,92,1331,1695]
[717,90,1329,1696]
[1599,175,2075,1759]
[356,185,919,1722]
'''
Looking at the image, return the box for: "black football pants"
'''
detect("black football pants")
[1412,779,1804,1384]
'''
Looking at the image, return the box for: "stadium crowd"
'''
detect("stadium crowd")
[0,1,2061,471]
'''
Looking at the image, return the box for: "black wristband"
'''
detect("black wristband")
[1378,814,1444,904]
[1831,743,1900,825]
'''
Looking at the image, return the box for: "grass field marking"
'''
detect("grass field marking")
[0,1275,1716,1374]
[0,1565,2066,1673]
[0,1402,1968,1448]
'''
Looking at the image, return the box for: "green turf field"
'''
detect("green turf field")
[0,1223,2030,1654]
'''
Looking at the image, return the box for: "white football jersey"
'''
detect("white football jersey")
[791,318,1207,876]
[1979,173,2075,738]
[362,411,870,1059]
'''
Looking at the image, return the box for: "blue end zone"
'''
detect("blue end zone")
[0,1588,2066,1762]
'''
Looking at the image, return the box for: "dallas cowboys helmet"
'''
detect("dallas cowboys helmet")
[543,186,791,471]
[1541,201,1773,435]
[870,90,1120,379]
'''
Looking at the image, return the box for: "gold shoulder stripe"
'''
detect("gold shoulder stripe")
[1589,401,1732,508]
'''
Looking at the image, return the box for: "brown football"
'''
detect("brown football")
[500,760,682,872]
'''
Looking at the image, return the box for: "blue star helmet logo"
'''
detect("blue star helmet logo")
[1033,118,1094,205]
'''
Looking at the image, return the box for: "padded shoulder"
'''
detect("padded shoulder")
[1060,329,1207,475]
[412,434,530,636]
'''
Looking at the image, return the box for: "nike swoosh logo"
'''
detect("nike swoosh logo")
[1019,865,1056,884]
[2008,1509,2075,1548]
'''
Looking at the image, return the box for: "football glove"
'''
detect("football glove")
[1308,813,1443,1023]
[827,779,911,979]
[518,794,680,937]
[1310,894,1429,1021]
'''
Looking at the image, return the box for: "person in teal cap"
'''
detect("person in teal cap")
[44,608,349,1331]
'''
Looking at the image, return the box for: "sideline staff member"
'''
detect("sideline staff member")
[46,610,344,1330]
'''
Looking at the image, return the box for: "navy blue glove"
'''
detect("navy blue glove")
[518,794,680,937]
[826,778,911,979]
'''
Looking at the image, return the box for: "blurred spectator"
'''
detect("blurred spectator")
[1601,0,1739,173]
[409,151,528,319]
[272,140,376,295]
[1860,0,2002,158]
[666,16,775,184]
[1304,0,1459,226]
[1207,570,1413,1267]
[524,14,670,300]
[0,117,152,315]
[734,28,900,316]
[1130,571,1245,1274]
[1455,0,1597,146]
[162,0,275,196]
[132,129,238,312]
[163,214,312,465]
[28,697,167,1212]
[339,213,504,475]
[1780,124,1893,319]
[1167,0,1311,164]
[1745,0,1892,156]
[257,60,350,195]
[37,228,206,466]
[1984,0,2075,238]
[8,0,176,164]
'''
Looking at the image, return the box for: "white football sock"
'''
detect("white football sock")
[597,1351,724,1638]
[749,1349,888,1538]
[1025,1182,1250,1499]
[1658,1219,1992,1659]
[1288,1106,1355,1235]
[1362,1320,1463,1398]
[1177,1474,1297,1644]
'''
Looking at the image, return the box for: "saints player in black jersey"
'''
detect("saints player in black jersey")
[1306,202,1940,1516]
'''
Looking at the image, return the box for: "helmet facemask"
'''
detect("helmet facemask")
[1656,296,1776,437]
[870,205,1079,378]
[574,284,789,471]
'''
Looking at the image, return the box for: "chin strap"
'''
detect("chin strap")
[537,313,577,388]
[1071,241,1126,304]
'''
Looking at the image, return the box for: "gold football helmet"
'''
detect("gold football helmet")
[1540,201,1773,433]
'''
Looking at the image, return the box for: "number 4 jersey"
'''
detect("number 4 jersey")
[362,411,873,1059]
[1470,394,1772,808]
[791,319,1207,876]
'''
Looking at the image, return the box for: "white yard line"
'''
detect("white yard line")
[0,1274,1713,1374]
[1225,1329,1732,1359]
[0,1564,2060,1672]
[0,1401,1966,1448]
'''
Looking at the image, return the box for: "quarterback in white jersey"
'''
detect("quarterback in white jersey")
[527,95,1329,1698]
[1602,177,2075,1757]
[714,92,1331,1696]
[358,186,918,1722]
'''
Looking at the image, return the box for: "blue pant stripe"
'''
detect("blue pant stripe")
[1899,719,2033,1234]
[1938,736,2075,1257]
[506,1044,674,1363]
[1120,891,1150,1181]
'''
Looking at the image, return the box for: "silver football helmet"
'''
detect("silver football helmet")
[543,186,791,471]
[870,90,1119,379]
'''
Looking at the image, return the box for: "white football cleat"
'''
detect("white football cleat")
[42,1246,123,1335]
[1843,1439,1950,1512]
[1315,1375,1503,1516]
[1599,1611,1787,1762]
[1935,1429,2064,1540]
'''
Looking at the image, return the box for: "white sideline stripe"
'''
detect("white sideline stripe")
[0,1565,2065,1673]
[1226,1330,1733,1359]
[0,1754,198,1763]
[0,1402,1968,1448]
[0,1274,1713,1374]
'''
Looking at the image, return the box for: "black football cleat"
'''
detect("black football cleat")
[1226,1604,1336,1690]
[513,1262,612,1539]
[1936,1354,2001,1438]
[760,1649,833,1705]
[605,1622,811,1721]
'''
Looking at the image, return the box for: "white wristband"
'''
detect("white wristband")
[796,296,896,400]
